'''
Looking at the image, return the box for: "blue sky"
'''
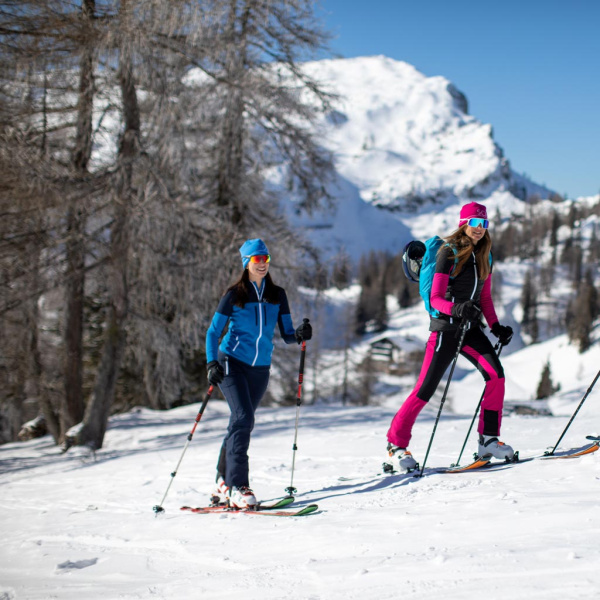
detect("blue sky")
[316,0,600,199]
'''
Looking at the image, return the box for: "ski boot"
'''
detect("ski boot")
[210,473,230,507]
[229,486,258,509]
[386,443,418,472]
[478,434,515,461]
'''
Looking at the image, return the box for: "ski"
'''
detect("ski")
[203,495,295,511]
[180,503,318,517]
[542,439,600,460]
[253,495,296,509]
[438,457,492,473]
[441,437,600,471]
[437,450,525,473]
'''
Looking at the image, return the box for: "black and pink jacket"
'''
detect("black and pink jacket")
[429,246,498,332]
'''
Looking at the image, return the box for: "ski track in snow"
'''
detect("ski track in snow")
[1,394,599,600]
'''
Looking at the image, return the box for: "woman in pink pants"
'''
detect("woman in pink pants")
[387,202,514,471]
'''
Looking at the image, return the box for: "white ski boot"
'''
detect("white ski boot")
[210,473,230,506]
[478,434,515,460]
[387,443,418,471]
[229,486,258,509]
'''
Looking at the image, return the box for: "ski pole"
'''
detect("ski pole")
[286,324,308,496]
[416,319,469,478]
[452,341,502,466]
[153,385,214,514]
[547,368,600,455]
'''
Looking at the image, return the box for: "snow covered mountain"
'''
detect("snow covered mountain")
[280,56,555,260]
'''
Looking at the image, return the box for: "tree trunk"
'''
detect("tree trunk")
[216,0,251,226]
[27,293,61,441]
[62,0,96,438]
[68,3,138,450]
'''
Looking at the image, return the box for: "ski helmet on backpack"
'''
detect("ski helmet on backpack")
[402,235,493,318]
[402,241,426,282]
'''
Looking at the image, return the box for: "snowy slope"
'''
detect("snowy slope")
[1,341,599,600]
[2,252,600,600]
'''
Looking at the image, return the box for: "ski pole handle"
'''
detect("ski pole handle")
[297,340,306,406]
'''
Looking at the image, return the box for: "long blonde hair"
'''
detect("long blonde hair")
[443,226,492,280]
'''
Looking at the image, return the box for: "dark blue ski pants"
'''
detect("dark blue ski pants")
[216,353,270,488]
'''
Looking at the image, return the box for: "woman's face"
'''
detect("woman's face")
[465,223,486,244]
[247,255,270,281]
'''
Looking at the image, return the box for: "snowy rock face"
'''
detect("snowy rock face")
[275,55,555,260]
[306,56,547,211]
[302,55,536,211]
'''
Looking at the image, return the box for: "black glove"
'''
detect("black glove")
[207,360,224,385]
[451,300,482,323]
[491,322,513,346]
[295,318,312,344]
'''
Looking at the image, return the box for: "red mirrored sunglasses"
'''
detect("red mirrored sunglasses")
[246,254,271,264]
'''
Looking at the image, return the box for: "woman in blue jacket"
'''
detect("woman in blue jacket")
[205,238,312,508]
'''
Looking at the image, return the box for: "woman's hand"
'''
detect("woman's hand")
[295,318,312,343]
[491,323,513,346]
[451,300,481,322]
[207,360,225,385]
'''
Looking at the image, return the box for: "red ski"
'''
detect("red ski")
[180,503,318,517]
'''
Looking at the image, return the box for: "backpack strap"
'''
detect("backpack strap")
[443,242,459,279]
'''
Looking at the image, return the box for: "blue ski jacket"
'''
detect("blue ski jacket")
[206,279,297,367]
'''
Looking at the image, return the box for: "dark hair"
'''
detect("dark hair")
[443,226,492,280]
[226,269,281,307]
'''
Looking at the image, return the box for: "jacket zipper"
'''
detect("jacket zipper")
[470,252,478,299]
[251,281,264,366]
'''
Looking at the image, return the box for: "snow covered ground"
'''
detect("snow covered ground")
[1,339,599,599]
[3,216,599,599]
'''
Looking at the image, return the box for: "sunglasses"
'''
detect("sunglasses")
[467,218,489,229]
[247,254,271,264]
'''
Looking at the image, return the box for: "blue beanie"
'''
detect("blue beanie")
[239,238,270,268]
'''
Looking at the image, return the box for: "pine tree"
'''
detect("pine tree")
[331,251,352,290]
[521,269,539,343]
[355,251,389,334]
[568,202,579,228]
[588,223,600,264]
[568,269,598,353]
[536,361,558,399]
[549,210,560,248]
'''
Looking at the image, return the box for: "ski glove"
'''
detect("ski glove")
[207,360,225,385]
[491,322,513,346]
[451,300,482,323]
[295,318,312,344]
